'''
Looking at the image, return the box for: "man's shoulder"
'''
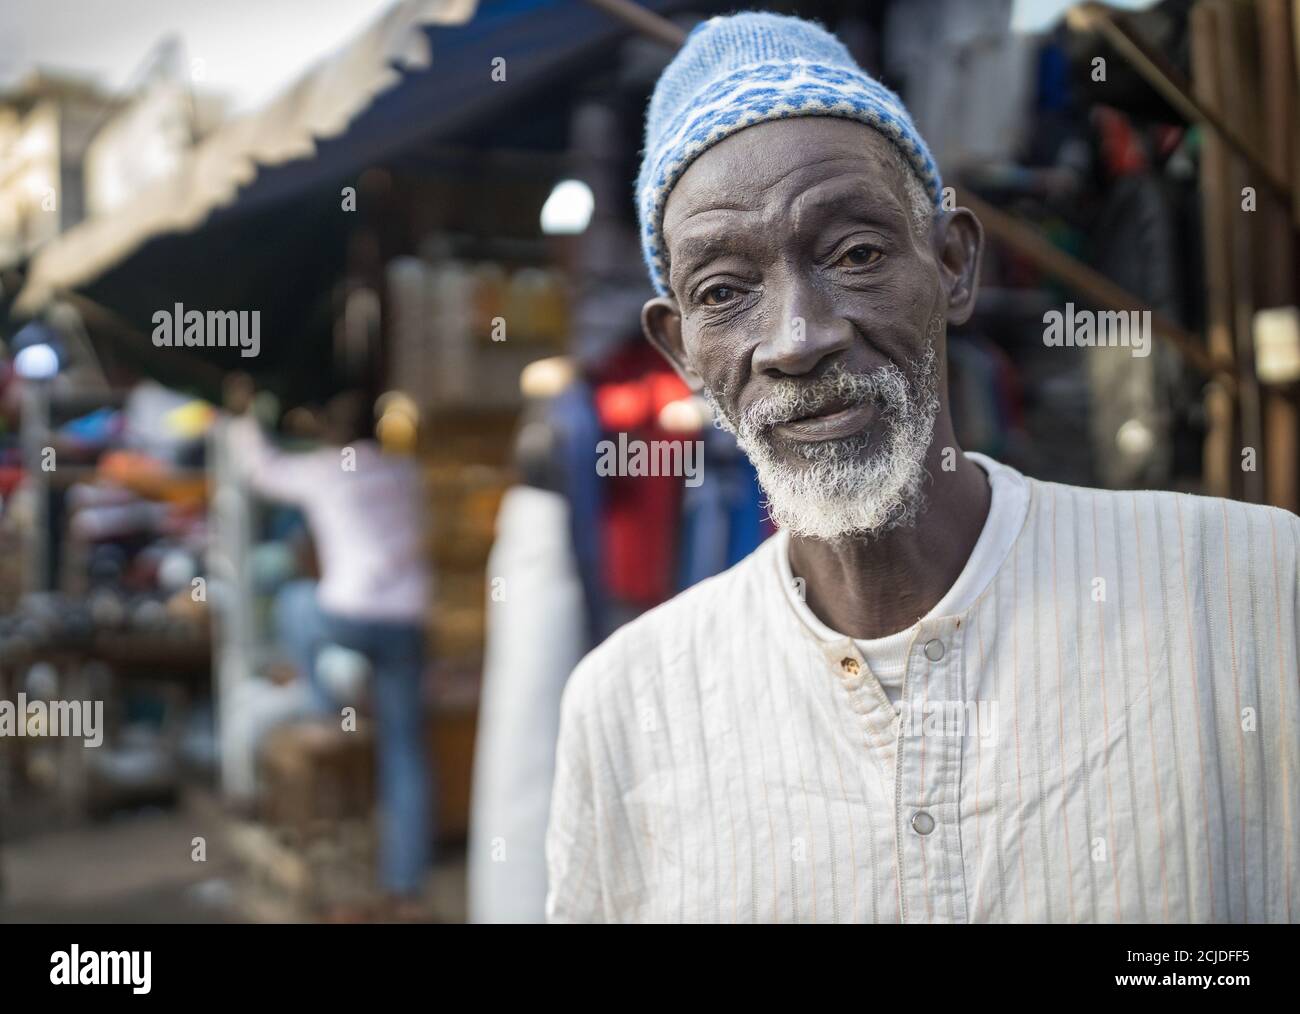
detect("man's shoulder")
[563,536,782,705]
[1021,473,1300,560]
[1022,470,1294,524]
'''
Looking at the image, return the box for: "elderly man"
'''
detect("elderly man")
[545,12,1300,923]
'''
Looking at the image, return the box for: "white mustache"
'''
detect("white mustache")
[740,364,905,434]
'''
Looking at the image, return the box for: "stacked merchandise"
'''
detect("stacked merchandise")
[0,378,215,817]
[388,242,575,842]
[424,409,514,843]
[387,249,570,412]
[56,382,212,641]
[235,719,380,921]
[0,358,25,613]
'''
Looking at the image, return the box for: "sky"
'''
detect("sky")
[0,0,398,115]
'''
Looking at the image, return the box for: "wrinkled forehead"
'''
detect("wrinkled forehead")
[661,117,914,257]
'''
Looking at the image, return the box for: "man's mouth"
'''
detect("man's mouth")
[769,398,876,442]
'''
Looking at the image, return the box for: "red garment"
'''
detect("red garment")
[0,466,22,498]
[592,344,691,607]
[1093,105,1148,177]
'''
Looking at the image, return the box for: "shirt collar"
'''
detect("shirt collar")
[773,451,1030,643]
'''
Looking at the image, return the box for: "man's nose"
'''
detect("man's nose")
[751,283,855,377]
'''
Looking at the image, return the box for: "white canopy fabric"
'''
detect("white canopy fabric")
[15,0,477,314]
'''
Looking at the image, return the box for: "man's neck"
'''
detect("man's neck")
[787,436,992,640]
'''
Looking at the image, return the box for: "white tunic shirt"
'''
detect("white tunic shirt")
[545,454,1300,922]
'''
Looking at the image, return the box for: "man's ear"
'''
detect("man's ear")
[641,296,704,392]
[934,207,984,326]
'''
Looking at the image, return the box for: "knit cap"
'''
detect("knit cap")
[637,12,942,296]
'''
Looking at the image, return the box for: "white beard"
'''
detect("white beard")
[705,322,941,542]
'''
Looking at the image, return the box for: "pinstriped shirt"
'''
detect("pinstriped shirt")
[545,455,1300,923]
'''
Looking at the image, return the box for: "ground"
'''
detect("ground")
[0,792,467,924]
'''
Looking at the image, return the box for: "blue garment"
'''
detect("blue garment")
[273,579,433,896]
[637,12,943,295]
[547,380,606,645]
[677,428,766,589]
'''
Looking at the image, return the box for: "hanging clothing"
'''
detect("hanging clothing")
[677,425,767,589]
[1087,170,1182,489]
[544,380,605,644]
[469,485,587,923]
[592,353,691,609]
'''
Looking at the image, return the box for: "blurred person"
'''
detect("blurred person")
[225,376,434,919]
[546,13,1300,923]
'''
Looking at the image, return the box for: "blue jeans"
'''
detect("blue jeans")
[274,579,434,896]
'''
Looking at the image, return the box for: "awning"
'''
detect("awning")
[14,0,479,314]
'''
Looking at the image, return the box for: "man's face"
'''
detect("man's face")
[645,116,976,541]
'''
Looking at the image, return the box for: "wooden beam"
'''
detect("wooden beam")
[61,291,227,396]
[957,187,1225,383]
[1218,0,1264,502]
[1190,1,1240,499]
[1258,0,1300,512]
[582,0,687,47]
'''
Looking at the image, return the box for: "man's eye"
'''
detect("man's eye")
[835,245,883,268]
[701,284,738,306]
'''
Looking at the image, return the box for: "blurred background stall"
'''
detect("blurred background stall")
[0,0,1297,922]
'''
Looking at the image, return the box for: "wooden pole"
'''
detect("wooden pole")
[1218,0,1264,502]
[1191,1,1239,500]
[62,291,227,395]
[582,0,686,47]
[956,187,1224,382]
[1258,0,1300,512]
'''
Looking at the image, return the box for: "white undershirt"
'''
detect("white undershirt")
[777,452,1028,704]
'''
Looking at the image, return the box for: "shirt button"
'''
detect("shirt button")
[911,811,936,836]
[923,638,945,662]
[839,657,860,676]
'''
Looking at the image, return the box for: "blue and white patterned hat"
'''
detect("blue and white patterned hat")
[637,12,943,297]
